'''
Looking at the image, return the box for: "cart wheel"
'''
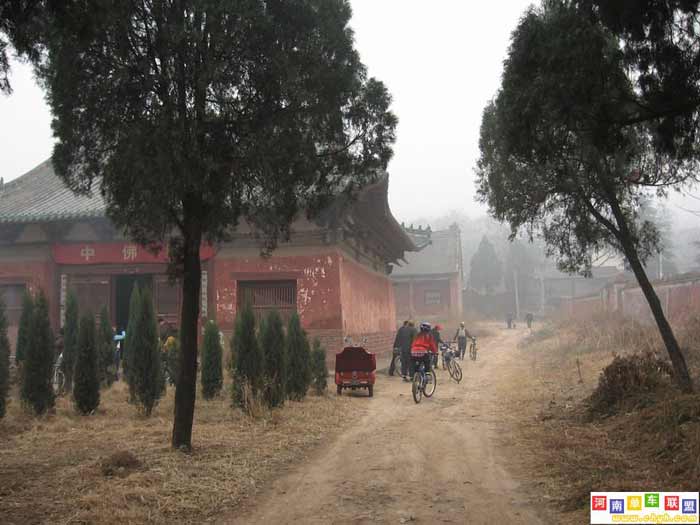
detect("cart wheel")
[336,385,342,395]
[368,385,374,397]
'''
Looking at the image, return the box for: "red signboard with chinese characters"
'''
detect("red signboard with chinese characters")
[52,243,216,265]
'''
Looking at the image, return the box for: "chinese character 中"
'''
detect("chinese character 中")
[122,244,138,261]
[665,496,680,511]
[682,499,698,515]
[610,499,625,514]
[80,246,95,262]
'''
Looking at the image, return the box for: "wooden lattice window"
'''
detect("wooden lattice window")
[0,283,26,325]
[237,280,297,325]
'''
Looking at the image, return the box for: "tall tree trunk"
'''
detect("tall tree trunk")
[622,241,693,393]
[171,226,202,450]
[601,192,693,392]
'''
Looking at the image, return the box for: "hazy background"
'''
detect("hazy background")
[1,0,699,269]
[0,0,533,219]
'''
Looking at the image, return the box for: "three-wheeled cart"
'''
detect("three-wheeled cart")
[334,346,376,397]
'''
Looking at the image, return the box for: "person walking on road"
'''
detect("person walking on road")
[453,322,472,360]
[391,320,415,381]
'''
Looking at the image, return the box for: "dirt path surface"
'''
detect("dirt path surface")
[235,328,544,525]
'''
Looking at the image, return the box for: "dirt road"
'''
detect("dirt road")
[236,328,544,524]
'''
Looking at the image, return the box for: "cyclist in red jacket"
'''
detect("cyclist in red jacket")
[410,322,438,376]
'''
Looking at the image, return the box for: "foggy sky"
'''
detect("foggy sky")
[1,1,699,231]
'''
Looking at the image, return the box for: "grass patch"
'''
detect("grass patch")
[0,380,356,524]
[509,316,700,524]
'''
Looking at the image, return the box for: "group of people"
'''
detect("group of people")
[391,320,472,381]
[505,312,535,329]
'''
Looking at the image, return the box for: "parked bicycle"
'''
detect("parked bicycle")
[388,347,402,377]
[469,337,478,361]
[440,343,462,383]
[411,357,437,404]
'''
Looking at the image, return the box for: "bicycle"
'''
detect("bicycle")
[388,347,402,377]
[441,343,462,383]
[469,337,478,361]
[411,355,437,404]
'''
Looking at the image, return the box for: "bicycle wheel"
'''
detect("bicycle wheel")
[452,360,463,383]
[424,369,437,398]
[394,355,402,377]
[412,373,423,404]
[446,359,459,383]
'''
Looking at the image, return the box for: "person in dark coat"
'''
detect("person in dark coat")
[401,320,417,379]
[391,321,416,379]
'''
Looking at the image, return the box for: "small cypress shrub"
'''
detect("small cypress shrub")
[73,312,100,414]
[260,310,287,407]
[0,299,10,418]
[129,287,162,416]
[20,290,55,415]
[124,284,142,399]
[62,291,79,391]
[201,320,223,400]
[15,291,33,365]
[286,313,311,401]
[231,303,263,407]
[310,338,328,396]
[98,307,115,387]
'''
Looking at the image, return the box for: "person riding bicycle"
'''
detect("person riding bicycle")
[453,322,472,360]
[410,322,438,377]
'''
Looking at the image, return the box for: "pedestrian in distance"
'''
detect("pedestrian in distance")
[453,322,472,360]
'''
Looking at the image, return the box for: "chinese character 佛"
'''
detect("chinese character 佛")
[122,244,138,261]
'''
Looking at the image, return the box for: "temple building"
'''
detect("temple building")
[391,224,464,326]
[0,160,415,355]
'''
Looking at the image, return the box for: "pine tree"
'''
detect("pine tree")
[62,291,79,391]
[231,303,263,406]
[260,311,287,408]
[310,338,328,396]
[73,312,100,414]
[201,320,223,400]
[0,299,10,419]
[20,291,55,415]
[124,284,142,399]
[15,291,33,365]
[286,313,311,401]
[129,287,162,416]
[97,307,115,387]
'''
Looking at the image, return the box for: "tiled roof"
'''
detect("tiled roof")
[0,159,105,223]
[392,225,462,277]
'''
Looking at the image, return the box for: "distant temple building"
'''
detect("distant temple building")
[391,224,464,326]
[0,160,415,355]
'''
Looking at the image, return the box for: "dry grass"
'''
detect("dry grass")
[0,381,356,524]
[512,316,700,524]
